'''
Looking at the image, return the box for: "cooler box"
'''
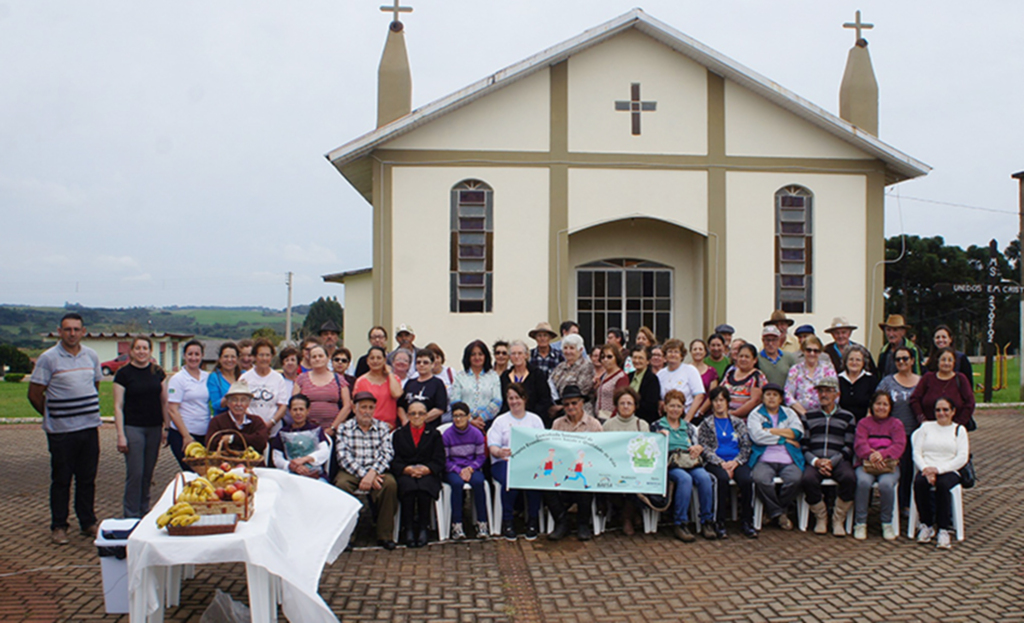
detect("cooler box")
[94,518,139,614]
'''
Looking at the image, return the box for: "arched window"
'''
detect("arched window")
[450,180,493,313]
[576,259,672,351]
[775,185,813,313]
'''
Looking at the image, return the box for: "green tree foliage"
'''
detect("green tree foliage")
[0,344,33,374]
[884,235,1019,355]
[251,327,283,346]
[301,297,344,339]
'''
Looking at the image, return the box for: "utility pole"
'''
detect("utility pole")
[284,272,294,345]
[1013,171,1024,400]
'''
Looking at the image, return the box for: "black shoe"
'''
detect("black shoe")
[525,519,539,541]
[701,521,718,540]
[577,522,593,541]
[548,517,569,541]
[502,521,517,541]
[416,528,429,548]
[715,521,728,540]
[378,539,397,551]
[742,522,758,539]
[404,528,417,547]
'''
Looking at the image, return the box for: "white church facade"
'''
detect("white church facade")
[324,9,929,355]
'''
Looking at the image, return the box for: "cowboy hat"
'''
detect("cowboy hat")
[823,316,858,334]
[878,314,911,331]
[763,310,795,327]
[224,379,253,398]
[528,321,558,340]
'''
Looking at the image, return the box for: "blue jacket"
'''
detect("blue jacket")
[207,369,231,416]
[747,404,805,470]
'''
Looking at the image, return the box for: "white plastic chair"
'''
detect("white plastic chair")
[752,477,784,531]
[440,478,494,540]
[541,498,603,535]
[796,478,855,533]
[907,477,965,541]
[640,483,698,534]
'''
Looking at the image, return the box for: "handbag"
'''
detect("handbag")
[668,448,702,469]
[861,458,898,476]
[956,425,977,489]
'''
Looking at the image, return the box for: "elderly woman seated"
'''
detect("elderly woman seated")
[912,397,970,549]
[392,400,446,548]
[747,382,804,531]
[269,394,330,480]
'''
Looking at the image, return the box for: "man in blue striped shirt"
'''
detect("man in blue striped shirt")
[29,313,103,545]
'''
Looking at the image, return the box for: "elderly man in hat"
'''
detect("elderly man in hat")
[876,315,921,376]
[529,321,564,376]
[765,310,800,354]
[387,324,417,366]
[800,377,856,536]
[822,317,873,373]
[205,380,270,453]
[545,385,602,541]
[757,326,798,387]
[334,391,399,550]
[318,320,341,359]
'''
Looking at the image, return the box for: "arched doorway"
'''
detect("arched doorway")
[576,259,672,349]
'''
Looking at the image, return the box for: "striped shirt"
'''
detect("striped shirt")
[30,342,102,434]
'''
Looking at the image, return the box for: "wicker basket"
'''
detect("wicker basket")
[172,473,256,521]
[183,430,265,476]
[167,514,238,536]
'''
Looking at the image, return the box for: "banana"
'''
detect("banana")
[185,442,207,458]
[156,513,173,528]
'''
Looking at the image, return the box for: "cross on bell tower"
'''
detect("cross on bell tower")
[843,10,874,43]
[380,0,413,30]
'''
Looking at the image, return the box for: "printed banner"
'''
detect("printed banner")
[508,428,668,494]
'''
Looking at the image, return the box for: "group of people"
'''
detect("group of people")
[29,311,974,552]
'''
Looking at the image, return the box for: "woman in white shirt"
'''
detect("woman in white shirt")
[911,396,969,549]
[167,340,210,470]
[488,382,544,541]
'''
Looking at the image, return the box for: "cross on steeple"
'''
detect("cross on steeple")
[843,10,874,42]
[380,0,412,24]
[614,83,657,136]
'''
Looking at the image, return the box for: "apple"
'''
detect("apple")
[232,490,246,502]
[234,481,247,493]
[215,487,227,500]
[220,462,232,472]
[225,484,237,495]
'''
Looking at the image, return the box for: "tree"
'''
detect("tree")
[0,344,33,374]
[884,235,1019,356]
[301,297,344,339]
[251,327,283,346]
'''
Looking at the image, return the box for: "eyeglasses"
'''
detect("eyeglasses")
[601,354,615,360]
[895,356,911,362]
[333,358,349,364]
[804,348,821,354]
[494,350,508,356]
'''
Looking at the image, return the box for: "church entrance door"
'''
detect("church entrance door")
[576,259,673,351]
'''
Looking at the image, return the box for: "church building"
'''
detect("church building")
[323,9,929,355]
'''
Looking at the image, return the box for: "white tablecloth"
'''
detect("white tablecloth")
[128,468,361,622]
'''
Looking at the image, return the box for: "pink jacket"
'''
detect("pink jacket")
[853,416,906,466]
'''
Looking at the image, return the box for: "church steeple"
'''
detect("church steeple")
[839,10,879,136]
[377,1,413,128]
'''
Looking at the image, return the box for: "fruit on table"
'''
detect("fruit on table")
[242,447,262,461]
[185,442,207,458]
[156,502,199,528]
[232,490,246,502]
[177,477,219,503]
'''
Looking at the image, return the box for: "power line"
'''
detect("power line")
[886,193,1018,216]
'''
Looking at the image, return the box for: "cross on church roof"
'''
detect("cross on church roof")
[380,0,412,24]
[614,83,657,136]
[843,10,874,42]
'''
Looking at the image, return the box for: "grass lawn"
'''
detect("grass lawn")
[0,379,114,419]
[985,355,1024,403]
[167,308,305,326]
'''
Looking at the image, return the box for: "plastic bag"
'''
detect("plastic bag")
[200,589,251,623]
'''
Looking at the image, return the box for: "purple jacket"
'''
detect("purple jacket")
[854,416,906,466]
[442,424,486,473]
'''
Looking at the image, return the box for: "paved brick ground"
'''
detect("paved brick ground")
[1,410,1022,622]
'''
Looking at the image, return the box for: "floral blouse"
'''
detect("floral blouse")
[450,369,503,423]
[721,368,767,416]
[784,361,838,412]
[594,369,629,421]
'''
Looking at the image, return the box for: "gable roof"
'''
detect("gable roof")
[326,8,929,194]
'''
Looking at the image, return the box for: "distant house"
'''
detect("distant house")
[42,332,195,374]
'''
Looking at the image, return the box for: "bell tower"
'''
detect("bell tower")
[377,1,413,128]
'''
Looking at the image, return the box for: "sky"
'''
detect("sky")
[2,1,1022,309]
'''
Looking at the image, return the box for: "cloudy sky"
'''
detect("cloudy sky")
[2,1,1021,309]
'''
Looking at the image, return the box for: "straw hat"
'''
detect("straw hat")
[224,379,253,398]
[528,321,558,340]
[823,317,858,334]
[878,314,911,330]
[762,310,794,328]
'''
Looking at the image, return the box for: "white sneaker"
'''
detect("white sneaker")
[936,529,952,549]
[882,524,897,541]
[476,521,490,539]
[451,522,465,540]
[917,524,935,544]
[853,524,867,540]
